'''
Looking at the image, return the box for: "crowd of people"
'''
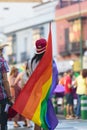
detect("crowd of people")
[0,38,87,130]
[0,42,33,130]
[8,65,32,128]
[54,69,87,120]
[0,37,58,130]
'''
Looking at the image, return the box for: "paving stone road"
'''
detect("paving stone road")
[7,118,87,130]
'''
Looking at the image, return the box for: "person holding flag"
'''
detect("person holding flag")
[13,25,58,130]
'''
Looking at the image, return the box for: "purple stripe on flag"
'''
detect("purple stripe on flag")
[50,60,58,97]
[45,99,58,130]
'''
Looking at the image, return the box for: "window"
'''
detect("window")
[12,34,17,54]
[65,28,69,51]
[33,27,44,45]
[21,52,27,62]
[8,53,16,64]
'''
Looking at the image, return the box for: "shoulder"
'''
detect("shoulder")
[27,58,38,73]
[18,72,24,78]
[0,57,4,61]
[77,75,82,80]
[0,57,5,65]
[65,76,70,81]
[27,59,31,68]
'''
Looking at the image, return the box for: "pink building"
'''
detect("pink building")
[55,0,87,71]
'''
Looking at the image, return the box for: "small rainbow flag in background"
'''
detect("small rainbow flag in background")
[13,24,58,130]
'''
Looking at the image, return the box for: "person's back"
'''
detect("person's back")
[75,69,87,119]
[28,38,58,130]
[76,74,87,95]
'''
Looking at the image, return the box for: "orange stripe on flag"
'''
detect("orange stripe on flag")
[22,62,52,119]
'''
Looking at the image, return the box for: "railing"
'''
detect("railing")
[56,0,86,9]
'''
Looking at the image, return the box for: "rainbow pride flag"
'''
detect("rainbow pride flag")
[13,25,58,129]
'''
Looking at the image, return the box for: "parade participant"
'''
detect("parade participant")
[64,70,74,119]
[0,44,12,130]
[14,63,32,128]
[8,66,21,128]
[74,69,87,119]
[29,39,49,130]
[28,38,58,130]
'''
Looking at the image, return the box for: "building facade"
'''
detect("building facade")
[55,0,87,72]
[3,0,58,65]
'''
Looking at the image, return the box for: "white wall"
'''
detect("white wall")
[4,0,58,63]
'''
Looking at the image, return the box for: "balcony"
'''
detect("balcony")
[56,0,85,9]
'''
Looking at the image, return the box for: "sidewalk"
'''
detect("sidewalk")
[56,119,87,130]
[8,121,34,130]
[7,118,87,130]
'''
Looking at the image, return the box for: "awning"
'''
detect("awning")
[55,60,73,73]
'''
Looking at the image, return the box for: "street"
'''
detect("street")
[7,118,87,130]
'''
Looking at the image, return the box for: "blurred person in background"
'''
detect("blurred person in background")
[74,69,87,119]
[8,66,21,128]
[63,70,74,119]
[0,44,13,130]
[53,73,65,112]
[14,62,32,128]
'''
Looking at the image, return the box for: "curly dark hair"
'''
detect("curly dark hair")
[82,69,87,78]
[31,52,45,70]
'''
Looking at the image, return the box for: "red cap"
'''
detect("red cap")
[35,38,47,54]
